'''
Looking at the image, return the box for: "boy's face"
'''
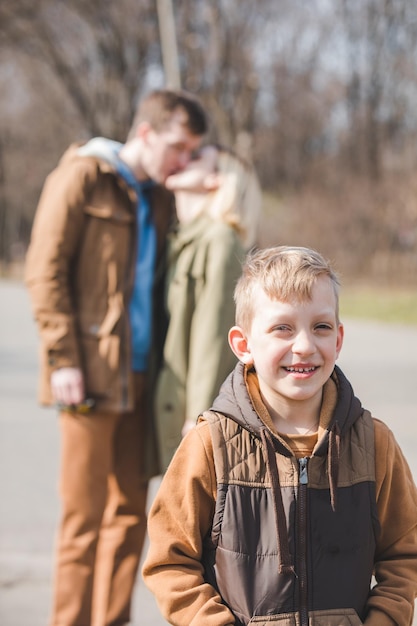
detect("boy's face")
[139,109,202,184]
[229,276,344,414]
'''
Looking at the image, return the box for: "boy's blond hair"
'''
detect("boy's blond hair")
[234,245,340,331]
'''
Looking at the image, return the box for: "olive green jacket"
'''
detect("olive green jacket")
[155,214,244,472]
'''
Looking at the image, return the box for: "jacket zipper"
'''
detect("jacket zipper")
[298,457,309,626]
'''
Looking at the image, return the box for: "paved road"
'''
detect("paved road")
[0,279,416,626]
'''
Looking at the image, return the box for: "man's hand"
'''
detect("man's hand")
[51,367,85,406]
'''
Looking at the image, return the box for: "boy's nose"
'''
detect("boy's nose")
[292,330,315,354]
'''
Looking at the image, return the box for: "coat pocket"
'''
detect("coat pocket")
[84,203,134,224]
[247,608,363,625]
[309,608,363,625]
[78,313,122,400]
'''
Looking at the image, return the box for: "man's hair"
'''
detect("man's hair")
[128,89,208,139]
[234,245,341,331]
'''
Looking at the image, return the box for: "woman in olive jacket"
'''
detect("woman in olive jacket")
[155,145,262,472]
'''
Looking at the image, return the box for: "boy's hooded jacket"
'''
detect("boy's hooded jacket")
[143,362,417,626]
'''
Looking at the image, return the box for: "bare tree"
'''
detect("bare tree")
[174,0,264,153]
[339,0,417,179]
[0,0,159,139]
[0,0,159,267]
[1,0,417,282]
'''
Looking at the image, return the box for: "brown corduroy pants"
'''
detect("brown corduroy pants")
[50,375,149,626]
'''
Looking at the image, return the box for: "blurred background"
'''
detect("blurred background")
[1,4,417,623]
[1,0,417,295]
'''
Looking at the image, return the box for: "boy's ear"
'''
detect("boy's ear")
[335,322,344,359]
[228,326,254,365]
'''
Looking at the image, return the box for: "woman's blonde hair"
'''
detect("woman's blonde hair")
[203,145,262,250]
[234,246,341,332]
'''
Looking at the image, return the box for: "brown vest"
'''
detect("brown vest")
[202,409,378,626]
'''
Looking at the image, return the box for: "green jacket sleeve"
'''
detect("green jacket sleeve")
[186,225,243,420]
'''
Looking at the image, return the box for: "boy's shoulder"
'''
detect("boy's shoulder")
[199,410,243,441]
[198,409,225,424]
[372,416,396,448]
[359,412,397,458]
[197,410,245,460]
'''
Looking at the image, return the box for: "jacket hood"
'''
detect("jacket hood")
[77,137,123,168]
[57,140,122,179]
[211,361,364,516]
[211,361,363,443]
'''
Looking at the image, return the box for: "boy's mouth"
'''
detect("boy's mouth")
[284,366,318,373]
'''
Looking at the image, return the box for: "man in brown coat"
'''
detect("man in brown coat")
[25,89,207,626]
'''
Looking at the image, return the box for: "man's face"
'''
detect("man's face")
[165,145,218,193]
[234,276,344,416]
[141,110,202,184]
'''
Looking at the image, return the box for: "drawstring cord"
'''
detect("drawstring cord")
[328,421,341,512]
[260,428,295,576]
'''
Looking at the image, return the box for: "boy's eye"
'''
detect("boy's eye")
[273,325,292,333]
[315,323,333,331]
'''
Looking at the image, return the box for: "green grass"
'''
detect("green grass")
[340,287,417,326]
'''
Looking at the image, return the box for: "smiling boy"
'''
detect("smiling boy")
[142,245,417,626]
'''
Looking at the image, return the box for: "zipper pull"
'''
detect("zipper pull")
[299,457,308,485]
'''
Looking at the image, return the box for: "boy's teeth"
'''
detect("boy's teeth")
[286,366,315,373]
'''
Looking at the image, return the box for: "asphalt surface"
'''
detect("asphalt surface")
[0,278,416,626]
